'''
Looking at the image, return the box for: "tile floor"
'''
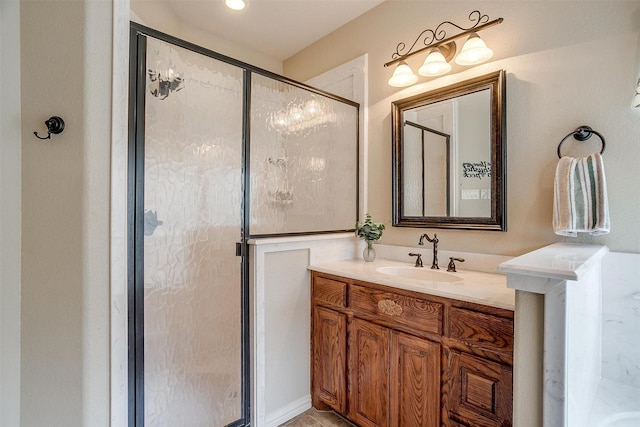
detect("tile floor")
[279,407,355,427]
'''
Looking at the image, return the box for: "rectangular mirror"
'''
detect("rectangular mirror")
[392,70,506,230]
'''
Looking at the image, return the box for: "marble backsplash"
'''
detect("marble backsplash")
[601,252,640,388]
[372,243,513,274]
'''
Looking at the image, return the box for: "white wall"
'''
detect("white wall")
[456,90,491,217]
[1,1,22,425]
[264,250,311,420]
[251,235,359,427]
[284,1,640,255]
[20,1,112,425]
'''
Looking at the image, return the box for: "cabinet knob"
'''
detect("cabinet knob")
[378,299,403,316]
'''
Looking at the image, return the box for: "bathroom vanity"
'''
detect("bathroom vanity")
[309,260,515,427]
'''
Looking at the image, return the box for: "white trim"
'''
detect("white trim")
[0,1,22,425]
[265,395,311,427]
[110,1,131,426]
[248,232,352,246]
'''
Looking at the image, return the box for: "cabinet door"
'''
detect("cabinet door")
[389,331,441,427]
[312,306,347,412]
[443,349,513,427]
[349,318,390,427]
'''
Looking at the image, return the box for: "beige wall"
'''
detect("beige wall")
[9,1,640,426]
[130,0,284,74]
[20,1,111,425]
[284,0,640,256]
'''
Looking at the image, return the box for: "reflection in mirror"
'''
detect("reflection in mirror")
[392,70,505,230]
[403,120,450,217]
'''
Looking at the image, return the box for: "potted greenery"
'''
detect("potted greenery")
[355,213,385,262]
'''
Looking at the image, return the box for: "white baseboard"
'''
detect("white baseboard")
[265,395,312,427]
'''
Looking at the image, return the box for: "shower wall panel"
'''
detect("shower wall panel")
[250,74,358,236]
[143,37,243,426]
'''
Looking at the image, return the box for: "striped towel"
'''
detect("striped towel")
[553,152,610,237]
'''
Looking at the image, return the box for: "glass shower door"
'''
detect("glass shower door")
[141,36,244,426]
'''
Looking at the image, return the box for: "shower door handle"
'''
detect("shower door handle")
[236,242,245,257]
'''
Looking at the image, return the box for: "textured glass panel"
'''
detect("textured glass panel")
[143,37,243,427]
[403,125,422,216]
[424,131,448,216]
[250,74,358,235]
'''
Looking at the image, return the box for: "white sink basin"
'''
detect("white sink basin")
[376,266,462,283]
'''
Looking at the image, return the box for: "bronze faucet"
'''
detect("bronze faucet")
[418,233,439,269]
[409,253,423,268]
[447,257,465,272]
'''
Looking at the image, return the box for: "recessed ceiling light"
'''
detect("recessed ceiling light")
[225,0,246,11]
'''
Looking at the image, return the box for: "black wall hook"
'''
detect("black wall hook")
[34,116,65,140]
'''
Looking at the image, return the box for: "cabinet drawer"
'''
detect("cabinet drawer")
[444,349,513,427]
[313,275,347,308]
[350,284,443,334]
[449,307,513,352]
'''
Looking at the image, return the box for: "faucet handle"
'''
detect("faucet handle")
[408,253,423,268]
[447,257,465,272]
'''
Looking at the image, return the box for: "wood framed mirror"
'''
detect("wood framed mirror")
[392,70,506,230]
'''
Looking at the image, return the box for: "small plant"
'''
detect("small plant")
[355,213,385,242]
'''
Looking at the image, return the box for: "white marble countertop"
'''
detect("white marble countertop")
[498,242,609,281]
[309,258,515,311]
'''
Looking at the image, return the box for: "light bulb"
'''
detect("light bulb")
[225,0,245,10]
[388,61,418,87]
[455,33,493,66]
[633,79,640,108]
[418,48,452,77]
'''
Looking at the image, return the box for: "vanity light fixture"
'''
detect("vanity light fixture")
[418,47,453,77]
[455,33,494,65]
[633,78,640,108]
[225,0,246,11]
[384,10,503,87]
[388,60,419,87]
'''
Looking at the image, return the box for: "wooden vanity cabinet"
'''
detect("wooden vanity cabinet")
[347,318,441,427]
[312,305,347,413]
[311,276,348,413]
[348,318,390,427]
[442,307,514,427]
[389,330,441,426]
[311,271,514,427]
[442,349,513,427]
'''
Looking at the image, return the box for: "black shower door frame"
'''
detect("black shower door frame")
[128,22,359,427]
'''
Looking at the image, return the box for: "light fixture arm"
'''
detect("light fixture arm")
[384,11,503,68]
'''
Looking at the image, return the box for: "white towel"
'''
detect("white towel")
[553,152,610,237]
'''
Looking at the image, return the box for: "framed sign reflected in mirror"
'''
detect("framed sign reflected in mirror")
[392,70,506,230]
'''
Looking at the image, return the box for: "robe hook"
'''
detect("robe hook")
[34,116,65,140]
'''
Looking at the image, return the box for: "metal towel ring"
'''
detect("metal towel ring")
[557,125,606,159]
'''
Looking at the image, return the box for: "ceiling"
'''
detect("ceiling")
[162,0,385,61]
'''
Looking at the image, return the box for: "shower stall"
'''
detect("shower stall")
[128,24,358,427]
